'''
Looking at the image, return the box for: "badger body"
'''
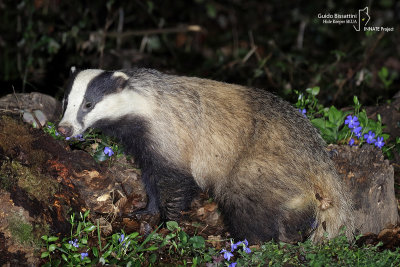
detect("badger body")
[58,68,354,243]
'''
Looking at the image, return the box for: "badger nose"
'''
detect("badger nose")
[58,125,73,137]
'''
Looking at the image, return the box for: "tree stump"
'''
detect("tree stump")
[329,144,399,235]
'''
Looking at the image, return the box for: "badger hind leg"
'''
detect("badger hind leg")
[216,190,316,244]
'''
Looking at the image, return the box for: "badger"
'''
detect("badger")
[58,67,355,243]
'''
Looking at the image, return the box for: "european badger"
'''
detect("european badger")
[58,67,354,243]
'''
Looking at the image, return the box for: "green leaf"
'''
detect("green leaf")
[92,247,99,258]
[382,134,390,140]
[49,244,57,252]
[128,232,139,239]
[41,251,50,258]
[145,245,159,251]
[311,86,320,96]
[357,110,368,127]
[48,236,59,242]
[353,96,360,106]
[84,225,96,232]
[83,210,90,218]
[379,67,388,79]
[166,221,180,231]
[189,236,205,249]
[77,221,82,234]
[311,118,326,130]
[102,249,112,259]
[327,106,342,125]
[41,235,48,241]
[178,230,188,244]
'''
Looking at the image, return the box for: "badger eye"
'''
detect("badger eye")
[85,102,92,109]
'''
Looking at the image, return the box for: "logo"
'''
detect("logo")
[353,7,370,31]
[317,7,394,32]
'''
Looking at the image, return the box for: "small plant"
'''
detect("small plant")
[44,122,123,162]
[294,89,398,158]
[41,210,159,266]
[378,67,398,90]
[41,210,96,266]
[217,239,252,266]
[151,221,217,266]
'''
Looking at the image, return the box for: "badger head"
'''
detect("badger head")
[58,67,151,137]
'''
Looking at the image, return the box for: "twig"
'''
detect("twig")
[248,31,277,87]
[296,20,307,50]
[103,25,203,38]
[241,46,257,64]
[198,224,209,235]
[12,85,21,110]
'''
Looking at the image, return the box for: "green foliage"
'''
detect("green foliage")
[378,67,398,90]
[40,213,217,266]
[43,122,124,162]
[294,89,398,159]
[216,235,400,266]
[40,213,400,266]
[8,214,35,245]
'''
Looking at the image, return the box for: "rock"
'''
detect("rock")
[0,92,62,126]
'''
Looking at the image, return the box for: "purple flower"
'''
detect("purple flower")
[229,263,237,267]
[68,239,79,248]
[231,240,241,252]
[364,131,376,144]
[119,234,125,243]
[242,239,249,246]
[375,136,385,149]
[345,115,360,129]
[349,138,355,146]
[243,246,252,254]
[352,126,362,138]
[298,108,307,117]
[65,137,71,141]
[76,134,85,141]
[104,147,114,157]
[220,249,234,261]
[80,252,88,260]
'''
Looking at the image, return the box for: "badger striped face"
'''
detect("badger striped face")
[58,68,152,137]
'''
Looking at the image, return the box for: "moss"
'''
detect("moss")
[8,214,34,245]
[0,161,17,190]
[0,160,59,202]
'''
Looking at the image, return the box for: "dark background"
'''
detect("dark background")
[1,0,399,107]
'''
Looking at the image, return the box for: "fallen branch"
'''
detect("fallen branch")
[103,25,204,38]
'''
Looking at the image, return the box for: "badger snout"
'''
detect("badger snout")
[58,124,73,137]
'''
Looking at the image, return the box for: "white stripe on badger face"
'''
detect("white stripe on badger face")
[59,69,104,136]
[84,89,153,127]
